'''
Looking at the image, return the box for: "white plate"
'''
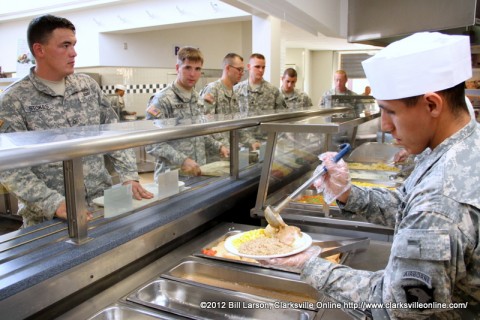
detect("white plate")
[224,231,312,259]
[93,182,185,207]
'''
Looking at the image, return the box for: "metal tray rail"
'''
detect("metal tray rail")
[127,278,315,320]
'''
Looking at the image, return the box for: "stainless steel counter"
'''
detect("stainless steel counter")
[0,107,383,319]
[60,222,392,320]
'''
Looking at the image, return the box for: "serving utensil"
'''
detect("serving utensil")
[264,143,351,228]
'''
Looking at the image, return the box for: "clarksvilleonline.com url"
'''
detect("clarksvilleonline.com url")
[200,300,468,310]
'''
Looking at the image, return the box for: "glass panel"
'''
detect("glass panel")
[266,132,325,200]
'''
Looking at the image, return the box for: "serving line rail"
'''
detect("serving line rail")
[0,107,348,245]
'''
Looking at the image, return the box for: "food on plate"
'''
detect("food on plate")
[347,162,399,172]
[229,225,304,257]
[238,236,293,256]
[202,228,341,264]
[265,224,302,246]
[205,240,258,263]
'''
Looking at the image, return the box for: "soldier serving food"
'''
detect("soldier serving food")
[262,32,480,318]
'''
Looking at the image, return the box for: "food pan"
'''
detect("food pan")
[162,259,321,307]
[128,278,315,320]
[87,302,175,320]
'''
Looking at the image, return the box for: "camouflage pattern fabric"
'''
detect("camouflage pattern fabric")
[234,79,286,146]
[320,88,357,107]
[145,82,223,181]
[0,68,139,227]
[302,118,480,319]
[200,79,238,148]
[200,79,239,115]
[234,79,286,112]
[282,88,313,109]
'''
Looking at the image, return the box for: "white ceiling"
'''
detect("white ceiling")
[0,0,379,51]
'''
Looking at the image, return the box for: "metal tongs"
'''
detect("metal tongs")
[264,143,352,228]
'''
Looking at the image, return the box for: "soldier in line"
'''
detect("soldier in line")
[319,69,358,107]
[280,68,312,110]
[263,32,480,318]
[234,53,285,112]
[201,52,245,116]
[200,53,244,155]
[145,46,229,179]
[234,53,286,150]
[0,15,153,228]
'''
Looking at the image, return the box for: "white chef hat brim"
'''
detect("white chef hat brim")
[115,84,126,91]
[362,32,472,100]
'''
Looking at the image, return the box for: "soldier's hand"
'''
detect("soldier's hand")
[123,180,154,200]
[181,158,202,176]
[258,246,322,271]
[393,149,409,164]
[219,145,230,158]
[55,201,93,221]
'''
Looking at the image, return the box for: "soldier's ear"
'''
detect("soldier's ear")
[32,43,44,57]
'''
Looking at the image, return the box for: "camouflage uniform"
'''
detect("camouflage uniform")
[320,88,357,107]
[234,79,286,146]
[145,82,223,181]
[200,79,239,115]
[302,118,480,319]
[0,68,139,227]
[200,79,238,148]
[281,88,313,109]
[234,79,285,112]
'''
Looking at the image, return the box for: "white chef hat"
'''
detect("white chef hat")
[362,32,472,100]
[115,84,126,91]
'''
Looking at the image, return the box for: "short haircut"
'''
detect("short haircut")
[222,53,243,68]
[335,70,348,79]
[283,68,297,78]
[27,14,75,56]
[250,53,265,61]
[401,82,467,116]
[177,46,203,65]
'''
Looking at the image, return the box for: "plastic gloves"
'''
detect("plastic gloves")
[258,246,322,272]
[393,149,409,164]
[314,152,351,203]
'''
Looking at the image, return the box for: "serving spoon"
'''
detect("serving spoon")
[264,143,351,228]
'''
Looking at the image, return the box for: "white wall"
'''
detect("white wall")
[0,0,251,72]
[97,21,251,69]
[0,18,31,72]
[284,48,306,91]
[310,50,335,106]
